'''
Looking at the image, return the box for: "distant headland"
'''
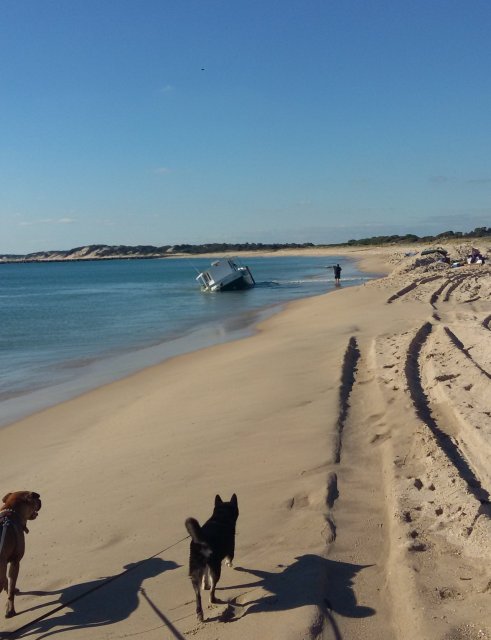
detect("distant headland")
[0,242,315,263]
[1,227,490,263]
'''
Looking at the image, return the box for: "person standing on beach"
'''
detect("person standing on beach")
[333,263,342,285]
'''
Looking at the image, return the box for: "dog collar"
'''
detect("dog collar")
[0,509,21,526]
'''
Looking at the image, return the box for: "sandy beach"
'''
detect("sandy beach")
[1,242,491,640]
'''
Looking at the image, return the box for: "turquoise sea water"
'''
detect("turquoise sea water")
[0,255,372,426]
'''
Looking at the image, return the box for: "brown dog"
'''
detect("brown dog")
[0,491,42,618]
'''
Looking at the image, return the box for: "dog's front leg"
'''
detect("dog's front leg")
[225,540,235,567]
[0,562,7,596]
[209,563,221,604]
[6,560,19,618]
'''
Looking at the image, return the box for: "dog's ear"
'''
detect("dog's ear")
[27,492,40,502]
[231,493,238,506]
[2,493,12,505]
[215,495,223,506]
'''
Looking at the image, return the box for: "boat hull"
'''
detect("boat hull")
[217,274,254,291]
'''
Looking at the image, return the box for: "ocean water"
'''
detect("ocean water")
[0,255,372,426]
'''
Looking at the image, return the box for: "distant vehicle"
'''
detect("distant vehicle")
[196,258,255,292]
[421,247,448,256]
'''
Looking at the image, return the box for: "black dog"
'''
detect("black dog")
[185,494,239,622]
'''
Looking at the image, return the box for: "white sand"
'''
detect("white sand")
[1,241,490,639]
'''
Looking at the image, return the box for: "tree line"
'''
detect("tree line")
[343,227,491,247]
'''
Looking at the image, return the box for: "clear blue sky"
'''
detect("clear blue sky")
[1,0,490,253]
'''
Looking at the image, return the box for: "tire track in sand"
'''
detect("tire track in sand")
[443,326,491,380]
[318,337,361,556]
[316,338,396,640]
[405,322,490,506]
[443,274,468,302]
[332,337,361,464]
[429,279,452,307]
[386,275,442,304]
[431,271,475,307]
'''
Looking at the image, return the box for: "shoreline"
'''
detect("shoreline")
[1,242,490,639]
[0,252,375,429]
[0,304,278,428]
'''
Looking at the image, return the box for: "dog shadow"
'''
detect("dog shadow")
[219,554,375,624]
[9,557,179,639]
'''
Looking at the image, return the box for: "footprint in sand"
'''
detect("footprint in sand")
[368,413,385,421]
[323,517,337,544]
[435,373,460,382]
[370,432,391,444]
[438,586,463,601]
[285,493,310,510]
[219,600,245,622]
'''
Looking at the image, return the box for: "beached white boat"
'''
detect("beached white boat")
[196,258,255,292]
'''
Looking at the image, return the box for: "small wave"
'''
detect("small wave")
[340,276,372,282]
[259,275,370,286]
[276,279,326,285]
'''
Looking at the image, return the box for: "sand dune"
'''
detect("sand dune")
[1,244,490,639]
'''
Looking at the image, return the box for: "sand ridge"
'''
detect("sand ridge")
[0,243,490,639]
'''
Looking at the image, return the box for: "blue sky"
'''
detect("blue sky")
[1,1,490,253]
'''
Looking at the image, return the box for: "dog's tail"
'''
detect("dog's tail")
[185,518,212,557]
[185,517,204,543]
